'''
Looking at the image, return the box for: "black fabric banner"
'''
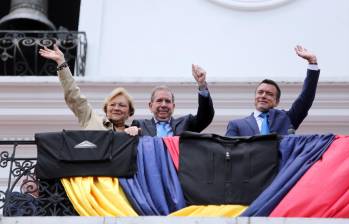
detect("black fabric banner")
[179,132,279,205]
[35,130,138,179]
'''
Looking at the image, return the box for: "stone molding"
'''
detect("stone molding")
[0,81,348,139]
[207,0,295,11]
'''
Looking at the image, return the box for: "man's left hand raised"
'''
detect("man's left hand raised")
[192,64,207,88]
[295,45,317,64]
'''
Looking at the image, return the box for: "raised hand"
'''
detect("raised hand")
[39,44,65,65]
[295,45,317,64]
[192,64,207,87]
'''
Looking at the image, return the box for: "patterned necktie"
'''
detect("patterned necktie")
[259,112,270,135]
[157,122,173,137]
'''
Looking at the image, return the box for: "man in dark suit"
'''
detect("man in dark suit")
[226,45,320,136]
[132,64,214,137]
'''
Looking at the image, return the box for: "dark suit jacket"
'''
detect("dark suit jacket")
[226,69,320,136]
[132,93,215,136]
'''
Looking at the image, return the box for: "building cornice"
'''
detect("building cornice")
[0,81,348,138]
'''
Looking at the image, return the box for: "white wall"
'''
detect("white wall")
[79,0,349,82]
[0,0,348,140]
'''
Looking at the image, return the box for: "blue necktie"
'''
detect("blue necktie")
[157,122,173,137]
[260,112,270,135]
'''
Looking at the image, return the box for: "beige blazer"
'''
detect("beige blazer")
[58,67,113,130]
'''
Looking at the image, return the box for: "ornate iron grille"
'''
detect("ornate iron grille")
[0,30,87,76]
[0,140,77,216]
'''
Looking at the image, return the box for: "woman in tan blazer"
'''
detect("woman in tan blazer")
[39,44,138,135]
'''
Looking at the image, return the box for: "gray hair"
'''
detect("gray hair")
[150,85,175,103]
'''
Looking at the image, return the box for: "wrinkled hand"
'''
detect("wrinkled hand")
[39,44,65,65]
[124,126,140,136]
[295,45,317,64]
[192,64,207,87]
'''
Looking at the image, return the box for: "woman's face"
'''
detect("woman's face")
[106,94,130,124]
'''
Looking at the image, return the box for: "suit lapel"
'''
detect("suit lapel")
[170,117,179,135]
[268,109,276,132]
[145,119,157,136]
[246,114,260,134]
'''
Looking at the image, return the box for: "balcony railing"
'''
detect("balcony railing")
[0,139,76,216]
[0,30,87,76]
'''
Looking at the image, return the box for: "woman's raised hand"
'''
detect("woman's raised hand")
[39,44,66,65]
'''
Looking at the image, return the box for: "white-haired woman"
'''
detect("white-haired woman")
[39,44,139,216]
[39,44,138,135]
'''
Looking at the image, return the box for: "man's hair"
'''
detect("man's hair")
[150,85,175,103]
[257,79,281,103]
[103,87,135,116]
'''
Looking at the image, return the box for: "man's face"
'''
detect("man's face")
[149,90,175,121]
[106,94,130,123]
[255,83,279,112]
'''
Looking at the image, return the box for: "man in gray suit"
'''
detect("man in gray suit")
[226,45,320,136]
[132,64,215,136]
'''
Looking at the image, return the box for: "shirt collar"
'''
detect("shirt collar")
[154,117,172,124]
[253,110,263,119]
[254,110,271,119]
[103,117,113,128]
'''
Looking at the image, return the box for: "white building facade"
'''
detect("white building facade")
[0,0,348,138]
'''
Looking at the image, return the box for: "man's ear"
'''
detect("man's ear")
[148,102,152,109]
